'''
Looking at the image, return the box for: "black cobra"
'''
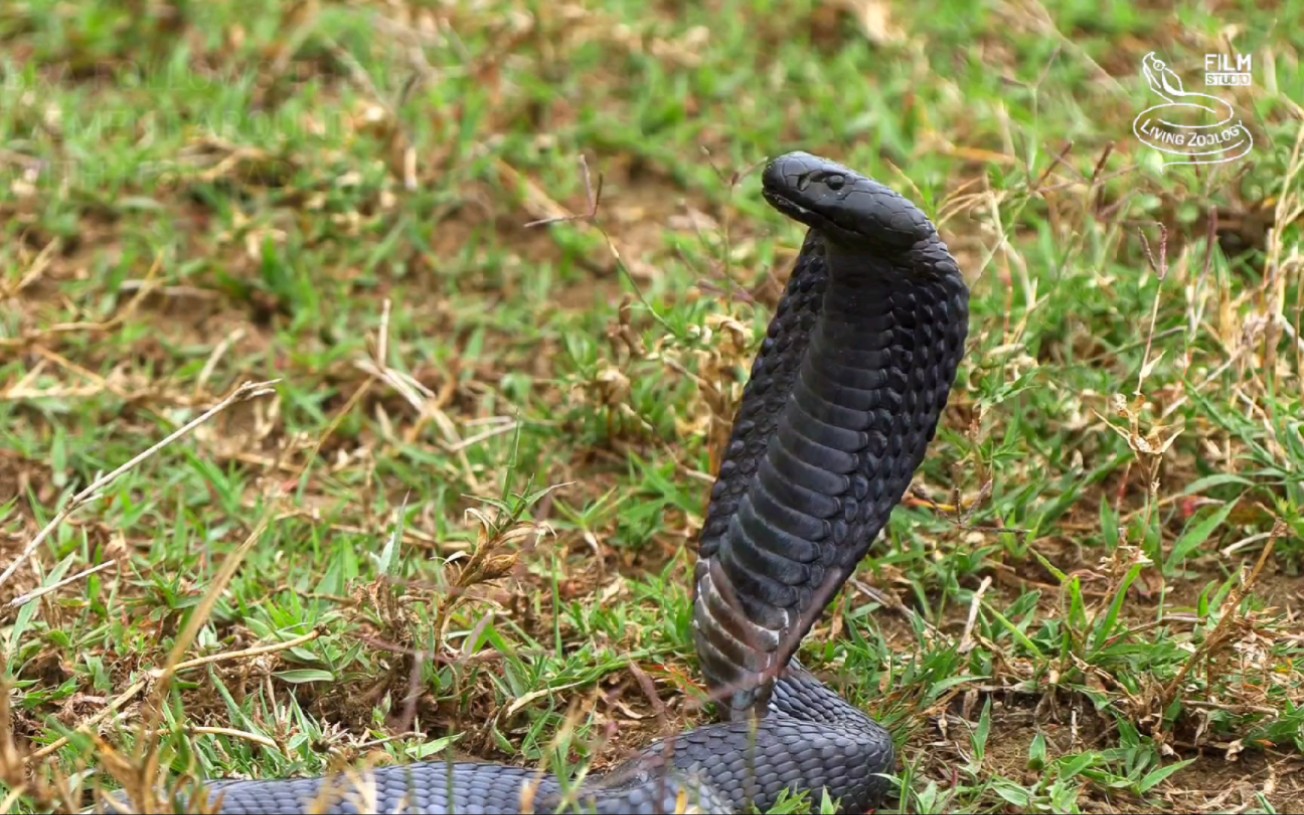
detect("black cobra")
[143,152,969,814]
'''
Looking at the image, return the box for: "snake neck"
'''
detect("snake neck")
[697,230,829,549]
[693,228,968,719]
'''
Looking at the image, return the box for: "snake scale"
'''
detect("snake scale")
[133,152,969,814]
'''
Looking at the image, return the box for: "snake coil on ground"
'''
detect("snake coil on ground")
[132,152,969,814]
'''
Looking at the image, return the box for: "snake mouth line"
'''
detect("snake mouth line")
[761,184,888,248]
[761,187,824,229]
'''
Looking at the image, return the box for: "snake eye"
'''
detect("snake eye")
[824,174,846,191]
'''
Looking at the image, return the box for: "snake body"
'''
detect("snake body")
[164,152,969,814]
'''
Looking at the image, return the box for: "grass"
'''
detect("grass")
[1,0,1302,812]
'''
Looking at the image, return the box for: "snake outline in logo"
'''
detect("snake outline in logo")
[1132,52,1253,167]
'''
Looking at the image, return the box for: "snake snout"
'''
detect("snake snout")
[764,152,849,196]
